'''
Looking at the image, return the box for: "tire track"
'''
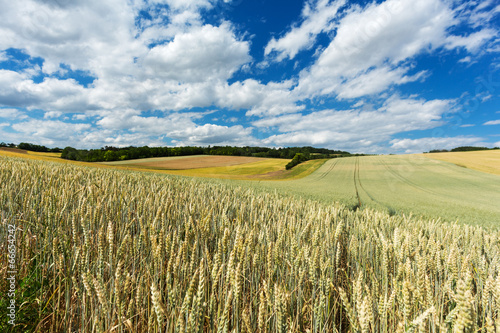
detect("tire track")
[353,157,362,208]
[378,157,439,196]
[313,158,340,182]
[407,156,496,191]
[356,157,396,214]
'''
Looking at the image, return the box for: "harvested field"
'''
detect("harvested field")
[0,147,27,154]
[117,155,268,169]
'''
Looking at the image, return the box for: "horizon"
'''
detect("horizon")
[0,0,499,154]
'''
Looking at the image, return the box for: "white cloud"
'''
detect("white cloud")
[0,0,497,151]
[292,0,499,103]
[44,111,63,119]
[0,0,255,116]
[255,96,453,150]
[264,0,346,61]
[390,136,485,153]
[0,50,7,62]
[0,108,28,120]
[0,70,96,112]
[458,56,472,63]
[142,23,250,83]
[445,29,497,53]
[0,0,141,77]
[335,66,427,99]
[148,0,213,11]
[10,119,91,146]
[72,114,88,120]
[169,123,255,146]
[484,119,500,125]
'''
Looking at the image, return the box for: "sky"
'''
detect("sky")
[0,0,499,154]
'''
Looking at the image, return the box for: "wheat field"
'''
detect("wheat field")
[1,155,500,332]
[247,154,500,226]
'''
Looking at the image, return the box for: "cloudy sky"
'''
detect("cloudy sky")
[0,0,499,153]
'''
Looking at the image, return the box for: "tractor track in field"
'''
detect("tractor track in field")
[408,156,500,191]
[377,157,440,196]
[354,157,393,212]
[353,157,362,208]
[313,158,339,182]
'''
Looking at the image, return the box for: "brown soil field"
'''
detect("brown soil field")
[132,155,268,170]
[0,147,27,154]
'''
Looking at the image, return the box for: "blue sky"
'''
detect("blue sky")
[0,0,499,153]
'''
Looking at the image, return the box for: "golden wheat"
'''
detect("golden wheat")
[0,155,499,332]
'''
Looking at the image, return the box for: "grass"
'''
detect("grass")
[1,154,500,332]
[422,150,500,175]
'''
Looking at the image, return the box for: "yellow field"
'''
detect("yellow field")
[0,150,325,180]
[107,155,326,180]
[421,150,500,175]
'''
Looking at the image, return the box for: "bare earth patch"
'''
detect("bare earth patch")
[132,155,268,170]
[0,147,27,154]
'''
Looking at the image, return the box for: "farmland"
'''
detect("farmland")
[103,155,269,169]
[102,154,327,180]
[1,154,500,332]
[245,154,500,227]
[423,150,500,175]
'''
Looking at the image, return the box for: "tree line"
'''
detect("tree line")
[0,142,62,152]
[60,145,353,162]
[426,146,499,153]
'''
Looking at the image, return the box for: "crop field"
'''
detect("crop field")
[103,155,269,169]
[103,154,326,180]
[247,154,500,227]
[422,150,500,175]
[1,154,500,332]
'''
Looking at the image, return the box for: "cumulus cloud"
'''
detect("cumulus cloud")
[265,0,346,61]
[484,119,500,125]
[0,70,96,112]
[0,108,28,120]
[11,119,91,145]
[292,0,498,102]
[214,79,304,117]
[0,0,498,151]
[170,123,255,146]
[142,23,250,83]
[390,136,486,153]
[294,0,454,100]
[0,0,253,116]
[254,96,453,150]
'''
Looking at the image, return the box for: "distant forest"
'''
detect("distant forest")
[0,142,63,152]
[426,146,499,153]
[59,145,354,162]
